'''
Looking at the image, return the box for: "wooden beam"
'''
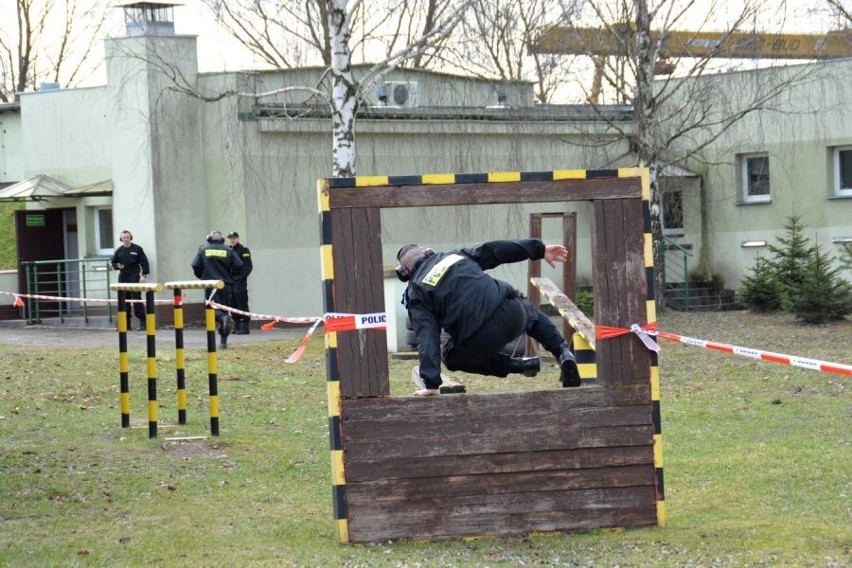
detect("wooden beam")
[532,277,595,349]
[327,177,641,209]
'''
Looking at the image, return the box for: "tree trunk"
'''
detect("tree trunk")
[328,0,358,177]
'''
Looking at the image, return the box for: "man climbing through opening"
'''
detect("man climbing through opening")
[397,239,581,396]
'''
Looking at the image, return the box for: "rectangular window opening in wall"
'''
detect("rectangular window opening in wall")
[834,146,852,197]
[94,208,113,255]
[741,153,770,204]
[662,187,684,236]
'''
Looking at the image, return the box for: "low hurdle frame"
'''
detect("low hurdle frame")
[111,280,224,438]
[162,280,224,436]
[319,167,662,543]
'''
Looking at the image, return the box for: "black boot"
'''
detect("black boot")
[219,314,233,349]
[558,345,581,388]
[508,356,540,377]
[233,319,249,335]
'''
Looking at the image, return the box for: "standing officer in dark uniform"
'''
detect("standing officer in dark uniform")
[226,231,253,334]
[110,230,150,331]
[191,231,243,349]
[397,239,580,396]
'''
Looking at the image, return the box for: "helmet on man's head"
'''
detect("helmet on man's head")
[395,244,432,282]
[227,231,239,239]
[207,231,225,243]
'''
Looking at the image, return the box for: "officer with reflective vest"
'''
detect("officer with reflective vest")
[191,231,243,349]
[397,239,580,396]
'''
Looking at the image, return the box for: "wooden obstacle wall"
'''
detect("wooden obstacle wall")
[319,169,663,543]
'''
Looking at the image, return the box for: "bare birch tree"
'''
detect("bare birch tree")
[529,0,834,304]
[0,0,111,102]
[193,0,473,177]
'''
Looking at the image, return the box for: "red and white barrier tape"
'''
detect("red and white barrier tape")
[206,300,386,362]
[3,289,387,364]
[596,323,851,377]
[1,289,173,306]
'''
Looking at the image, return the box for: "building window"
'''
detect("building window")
[94,208,113,255]
[834,146,852,197]
[741,154,770,203]
[661,187,684,236]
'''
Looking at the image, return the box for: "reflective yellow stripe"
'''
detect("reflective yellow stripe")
[488,171,520,182]
[421,173,455,184]
[553,169,586,180]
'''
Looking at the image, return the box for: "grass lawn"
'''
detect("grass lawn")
[0,311,849,566]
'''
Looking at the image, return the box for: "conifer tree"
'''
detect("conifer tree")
[787,245,851,324]
[739,255,782,312]
[767,216,815,312]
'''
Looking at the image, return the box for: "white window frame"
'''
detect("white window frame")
[741,153,771,204]
[94,207,114,255]
[834,146,852,197]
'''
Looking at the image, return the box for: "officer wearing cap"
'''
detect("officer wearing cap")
[226,231,253,334]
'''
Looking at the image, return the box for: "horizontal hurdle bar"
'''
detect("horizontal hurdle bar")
[110,282,166,293]
[162,280,224,290]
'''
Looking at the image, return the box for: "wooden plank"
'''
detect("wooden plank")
[532,277,595,348]
[345,445,653,482]
[347,464,653,501]
[342,385,649,423]
[592,198,650,387]
[331,207,389,397]
[346,486,658,542]
[328,178,642,209]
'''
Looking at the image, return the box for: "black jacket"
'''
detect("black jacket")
[403,239,545,385]
[191,242,243,285]
[110,243,149,277]
[231,243,253,283]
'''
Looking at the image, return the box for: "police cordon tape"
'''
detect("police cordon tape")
[1,289,386,364]
[206,298,387,363]
[0,289,171,307]
[596,322,852,378]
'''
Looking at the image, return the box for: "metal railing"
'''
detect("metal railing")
[660,237,693,311]
[21,257,114,324]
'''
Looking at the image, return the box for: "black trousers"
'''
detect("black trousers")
[118,271,145,325]
[232,282,250,322]
[441,297,565,377]
[205,285,235,326]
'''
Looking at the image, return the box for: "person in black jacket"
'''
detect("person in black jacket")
[110,230,150,331]
[397,239,580,396]
[226,231,253,334]
[191,231,243,349]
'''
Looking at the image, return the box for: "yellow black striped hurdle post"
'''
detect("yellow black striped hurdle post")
[110,282,165,438]
[163,280,224,436]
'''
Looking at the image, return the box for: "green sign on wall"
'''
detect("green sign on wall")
[25,215,45,227]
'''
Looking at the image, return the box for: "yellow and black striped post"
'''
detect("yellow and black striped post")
[319,178,349,543]
[111,282,165,438]
[573,332,597,385]
[206,296,220,436]
[117,290,130,428]
[624,167,666,527]
[144,289,158,438]
[172,288,187,424]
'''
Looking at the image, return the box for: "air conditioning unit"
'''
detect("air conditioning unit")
[375,81,419,108]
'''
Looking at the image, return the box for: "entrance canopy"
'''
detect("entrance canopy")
[0,175,112,202]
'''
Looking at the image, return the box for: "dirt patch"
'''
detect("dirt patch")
[160,438,225,459]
